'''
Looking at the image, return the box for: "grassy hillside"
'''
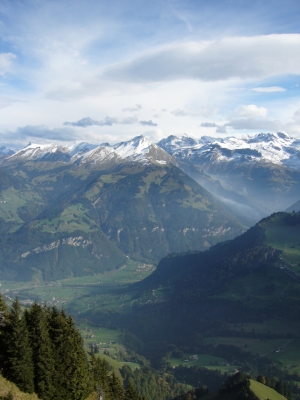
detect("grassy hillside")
[250,380,287,400]
[0,160,243,281]
[0,375,39,400]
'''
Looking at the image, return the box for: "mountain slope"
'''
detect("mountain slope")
[158,132,300,225]
[0,136,243,281]
[103,212,300,350]
[286,199,300,212]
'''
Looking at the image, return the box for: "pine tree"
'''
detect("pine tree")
[25,303,55,399]
[3,297,34,393]
[0,293,9,369]
[109,371,124,400]
[124,381,138,400]
[90,354,112,399]
[48,307,90,400]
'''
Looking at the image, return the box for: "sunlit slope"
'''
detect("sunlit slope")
[261,212,300,268]
[250,380,286,400]
[0,375,39,400]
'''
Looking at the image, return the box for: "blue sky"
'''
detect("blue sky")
[1,0,300,148]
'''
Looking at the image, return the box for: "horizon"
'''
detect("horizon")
[4,129,296,153]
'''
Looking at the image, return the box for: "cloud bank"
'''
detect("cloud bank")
[102,35,300,83]
[64,116,138,127]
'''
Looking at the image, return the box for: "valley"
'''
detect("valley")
[1,135,300,399]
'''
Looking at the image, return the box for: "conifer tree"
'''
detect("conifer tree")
[3,298,34,393]
[124,381,138,400]
[25,303,55,399]
[109,371,124,400]
[47,307,89,400]
[0,293,9,369]
[90,354,112,399]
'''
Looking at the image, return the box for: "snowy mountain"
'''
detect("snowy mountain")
[158,132,300,170]
[5,136,174,166]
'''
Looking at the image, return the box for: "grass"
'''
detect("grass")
[135,170,166,198]
[169,354,240,373]
[262,215,300,269]
[0,375,39,400]
[204,336,292,358]
[0,187,43,230]
[250,379,286,400]
[32,203,98,233]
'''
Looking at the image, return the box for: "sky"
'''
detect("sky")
[1,0,300,149]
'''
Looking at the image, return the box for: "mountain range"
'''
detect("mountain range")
[0,136,243,281]
[3,130,300,226]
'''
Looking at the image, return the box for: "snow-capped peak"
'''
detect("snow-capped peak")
[158,131,300,170]
[4,135,171,166]
[112,135,152,160]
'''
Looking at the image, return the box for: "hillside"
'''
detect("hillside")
[286,200,300,212]
[0,137,243,281]
[0,374,39,400]
[78,212,300,384]
[250,379,287,400]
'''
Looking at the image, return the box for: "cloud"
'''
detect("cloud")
[294,109,300,117]
[102,35,300,83]
[236,104,268,118]
[225,118,281,131]
[201,116,281,133]
[172,107,218,117]
[17,125,77,141]
[64,116,138,127]
[251,86,286,93]
[0,125,78,145]
[0,53,16,75]
[122,104,142,112]
[172,109,196,117]
[139,120,157,126]
[200,122,219,128]
[216,126,228,133]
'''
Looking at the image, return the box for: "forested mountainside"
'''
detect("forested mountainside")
[0,295,144,400]
[0,136,243,281]
[121,212,300,344]
[76,211,300,400]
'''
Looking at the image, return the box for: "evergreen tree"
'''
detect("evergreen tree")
[90,354,112,399]
[47,307,90,400]
[0,293,9,370]
[109,371,124,400]
[25,303,55,399]
[124,381,138,400]
[3,298,34,393]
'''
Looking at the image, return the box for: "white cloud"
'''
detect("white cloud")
[225,118,281,131]
[236,104,268,118]
[64,116,138,127]
[101,35,300,84]
[122,104,142,112]
[0,53,16,75]
[171,107,218,118]
[251,86,286,93]
[294,109,300,117]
